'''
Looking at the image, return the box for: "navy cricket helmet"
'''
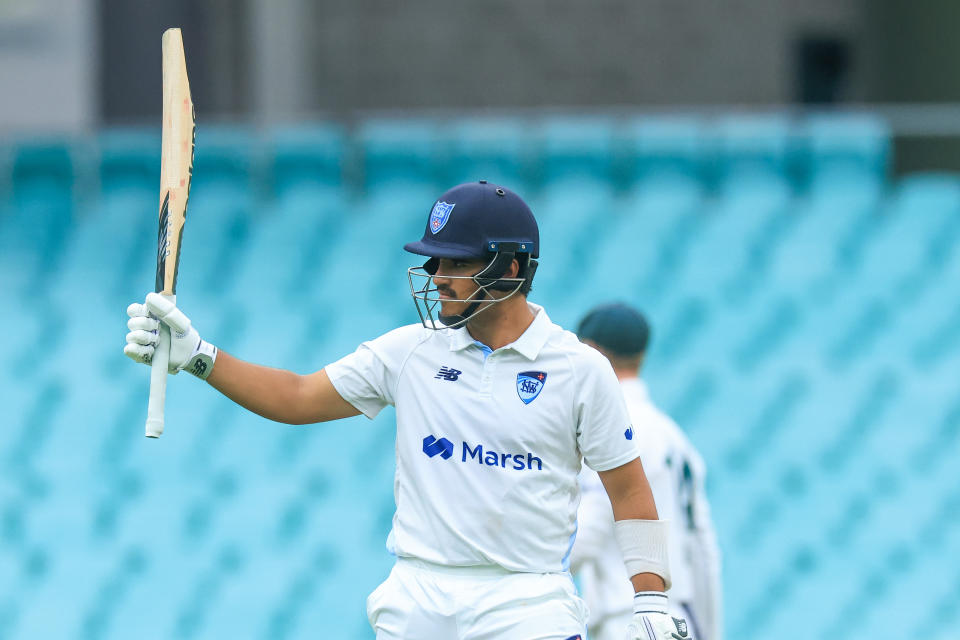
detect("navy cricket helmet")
[405,181,540,329]
[404,181,539,260]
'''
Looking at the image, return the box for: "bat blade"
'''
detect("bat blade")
[146,28,195,438]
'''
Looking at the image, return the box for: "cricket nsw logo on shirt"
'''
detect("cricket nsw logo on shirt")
[516,371,547,405]
[421,434,543,471]
[429,201,455,234]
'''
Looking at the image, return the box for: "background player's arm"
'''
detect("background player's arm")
[206,351,360,424]
[570,470,617,574]
[597,456,667,592]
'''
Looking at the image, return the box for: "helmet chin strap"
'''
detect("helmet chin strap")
[427,253,509,327]
[422,247,533,328]
[438,293,486,327]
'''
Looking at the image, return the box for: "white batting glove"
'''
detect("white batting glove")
[627,593,691,640]
[124,292,217,379]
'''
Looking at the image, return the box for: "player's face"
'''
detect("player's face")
[432,258,486,313]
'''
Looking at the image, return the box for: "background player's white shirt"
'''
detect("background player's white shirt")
[326,303,640,574]
[572,378,723,640]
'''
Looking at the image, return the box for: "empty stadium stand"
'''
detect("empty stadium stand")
[3,112,957,640]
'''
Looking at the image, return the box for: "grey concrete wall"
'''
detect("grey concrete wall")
[0,0,97,134]
[0,0,876,130]
[296,0,867,113]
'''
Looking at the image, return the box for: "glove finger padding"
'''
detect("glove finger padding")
[124,301,157,365]
[124,342,154,364]
[145,292,191,334]
[127,315,159,333]
[127,302,148,319]
[126,329,158,347]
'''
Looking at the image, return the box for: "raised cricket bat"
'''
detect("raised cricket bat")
[146,28,195,438]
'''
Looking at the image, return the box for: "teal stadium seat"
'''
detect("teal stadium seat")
[445,116,534,191]
[3,140,78,294]
[268,122,346,200]
[766,186,882,301]
[357,118,447,192]
[579,181,705,315]
[536,115,618,189]
[802,113,891,193]
[190,125,256,196]
[709,114,793,201]
[98,128,161,195]
[178,126,257,299]
[61,129,160,302]
[850,175,960,303]
[622,115,705,196]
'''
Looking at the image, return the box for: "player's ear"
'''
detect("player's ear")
[505,258,520,279]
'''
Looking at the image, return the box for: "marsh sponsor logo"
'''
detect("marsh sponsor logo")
[422,435,454,459]
[462,441,543,471]
[420,435,544,471]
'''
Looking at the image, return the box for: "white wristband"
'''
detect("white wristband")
[633,591,669,615]
[184,339,217,379]
[613,519,672,590]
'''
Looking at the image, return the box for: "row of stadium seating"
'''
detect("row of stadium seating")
[0,113,888,202]
[3,116,960,639]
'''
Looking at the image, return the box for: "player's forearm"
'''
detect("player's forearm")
[205,350,317,424]
[600,458,659,522]
[599,458,669,591]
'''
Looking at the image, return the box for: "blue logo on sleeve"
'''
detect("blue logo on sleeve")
[422,435,454,459]
[625,427,634,440]
[516,371,547,405]
[429,201,455,234]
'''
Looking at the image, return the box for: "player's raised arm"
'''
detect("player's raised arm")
[124,292,360,425]
[206,352,360,424]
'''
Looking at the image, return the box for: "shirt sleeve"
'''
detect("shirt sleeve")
[325,324,424,419]
[575,349,641,472]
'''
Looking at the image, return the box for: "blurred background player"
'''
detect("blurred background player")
[572,302,722,640]
[124,182,688,640]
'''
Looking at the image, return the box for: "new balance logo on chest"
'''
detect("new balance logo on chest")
[435,366,462,381]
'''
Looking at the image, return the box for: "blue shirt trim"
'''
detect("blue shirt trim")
[561,521,578,572]
[473,340,493,360]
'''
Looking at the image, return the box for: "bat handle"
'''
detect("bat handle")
[145,295,175,438]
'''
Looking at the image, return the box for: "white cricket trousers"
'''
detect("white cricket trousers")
[367,557,589,640]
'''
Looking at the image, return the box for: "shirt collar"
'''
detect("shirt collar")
[447,302,553,360]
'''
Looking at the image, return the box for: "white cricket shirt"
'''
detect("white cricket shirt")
[326,303,639,573]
